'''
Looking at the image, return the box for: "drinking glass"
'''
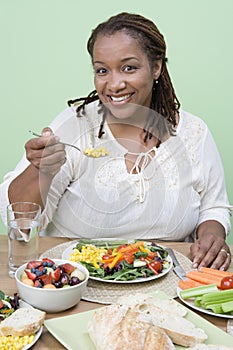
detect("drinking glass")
[7,202,41,278]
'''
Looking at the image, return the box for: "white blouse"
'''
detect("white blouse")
[0,101,231,241]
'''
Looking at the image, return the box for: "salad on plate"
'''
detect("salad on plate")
[0,290,43,350]
[0,290,20,321]
[62,239,172,283]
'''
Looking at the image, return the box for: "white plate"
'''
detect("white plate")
[177,287,233,319]
[62,241,173,284]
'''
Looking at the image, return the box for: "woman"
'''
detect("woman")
[0,12,232,270]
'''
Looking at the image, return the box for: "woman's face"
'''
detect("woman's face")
[92,31,162,121]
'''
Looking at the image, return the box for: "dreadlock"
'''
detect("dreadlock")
[68,12,180,144]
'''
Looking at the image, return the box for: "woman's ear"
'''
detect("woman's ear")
[153,59,162,80]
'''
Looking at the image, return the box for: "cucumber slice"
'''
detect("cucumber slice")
[133,259,147,268]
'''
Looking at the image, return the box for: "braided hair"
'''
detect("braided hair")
[68,12,180,143]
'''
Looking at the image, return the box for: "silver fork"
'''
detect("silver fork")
[29,130,109,158]
[29,131,82,153]
[227,319,233,337]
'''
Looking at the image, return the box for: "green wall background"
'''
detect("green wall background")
[0,0,232,243]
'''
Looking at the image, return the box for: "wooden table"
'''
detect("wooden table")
[0,235,232,349]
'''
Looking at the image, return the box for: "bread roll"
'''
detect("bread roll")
[0,307,45,336]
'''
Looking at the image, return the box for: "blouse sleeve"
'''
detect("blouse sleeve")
[197,127,232,234]
[0,107,77,227]
[0,155,30,226]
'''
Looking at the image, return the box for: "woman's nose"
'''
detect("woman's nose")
[107,72,126,92]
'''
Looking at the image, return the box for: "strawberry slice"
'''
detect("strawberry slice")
[40,272,52,285]
[24,269,37,281]
[60,263,75,274]
[52,267,61,282]
[42,258,55,264]
[0,300,4,309]
[26,260,42,269]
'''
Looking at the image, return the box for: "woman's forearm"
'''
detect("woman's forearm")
[8,164,54,209]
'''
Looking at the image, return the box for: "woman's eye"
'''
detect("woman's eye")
[95,67,107,75]
[123,65,137,72]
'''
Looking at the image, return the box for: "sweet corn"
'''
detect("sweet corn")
[0,334,35,350]
[69,244,107,267]
[83,147,109,158]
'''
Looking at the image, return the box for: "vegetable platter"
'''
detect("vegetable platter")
[177,267,233,318]
[62,239,172,283]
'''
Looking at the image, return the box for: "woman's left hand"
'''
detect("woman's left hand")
[190,221,231,270]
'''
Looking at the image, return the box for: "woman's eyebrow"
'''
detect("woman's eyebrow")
[94,56,139,65]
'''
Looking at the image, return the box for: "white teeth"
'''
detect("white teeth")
[111,94,131,102]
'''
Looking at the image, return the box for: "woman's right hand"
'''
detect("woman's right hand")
[25,127,66,177]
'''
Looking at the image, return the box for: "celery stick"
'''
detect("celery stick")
[201,289,233,304]
[206,303,224,314]
[194,296,203,307]
[222,300,233,313]
[202,296,233,307]
[180,284,218,299]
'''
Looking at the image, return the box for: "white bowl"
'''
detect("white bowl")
[15,258,89,313]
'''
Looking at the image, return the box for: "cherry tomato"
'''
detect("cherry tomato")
[220,276,233,290]
[149,261,162,273]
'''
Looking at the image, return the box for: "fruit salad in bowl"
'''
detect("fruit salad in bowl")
[15,258,89,312]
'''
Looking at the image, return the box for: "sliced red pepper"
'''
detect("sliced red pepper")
[102,254,113,260]
[147,252,158,260]
[139,257,159,275]
[117,244,128,252]
[139,256,148,262]
[123,253,134,264]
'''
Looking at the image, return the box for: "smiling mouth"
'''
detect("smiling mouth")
[109,93,133,102]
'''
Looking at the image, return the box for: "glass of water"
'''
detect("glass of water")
[7,202,41,278]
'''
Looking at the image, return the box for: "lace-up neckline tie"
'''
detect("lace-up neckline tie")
[128,147,156,203]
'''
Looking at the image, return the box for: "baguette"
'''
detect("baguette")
[88,293,208,349]
[88,305,175,350]
[147,312,207,347]
[117,293,207,347]
[117,292,187,317]
[136,304,208,347]
[0,307,45,336]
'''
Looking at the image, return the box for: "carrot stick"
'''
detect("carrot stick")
[186,270,223,288]
[178,278,205,290]
[199,267,233,278]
